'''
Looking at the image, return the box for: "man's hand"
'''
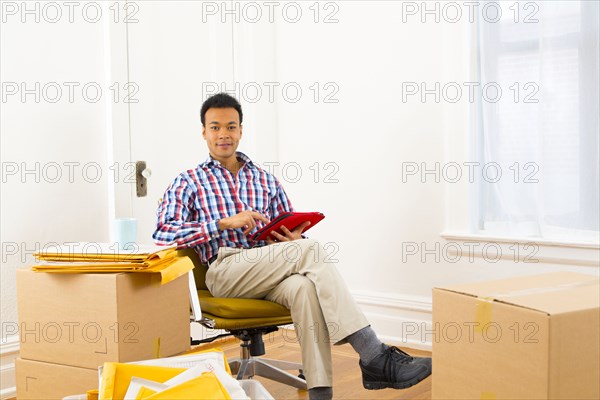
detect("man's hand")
[266,221,311,244]
[219,211,270,236]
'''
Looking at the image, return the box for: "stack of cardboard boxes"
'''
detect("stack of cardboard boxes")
[16,269,190,399]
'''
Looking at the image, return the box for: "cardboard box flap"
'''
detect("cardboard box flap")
[435,272,599,315]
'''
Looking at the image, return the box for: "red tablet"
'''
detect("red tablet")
[250,212,325,241]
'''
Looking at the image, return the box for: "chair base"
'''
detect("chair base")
[229,357,308,390]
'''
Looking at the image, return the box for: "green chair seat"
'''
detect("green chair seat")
[199,311,293,330]
[198,289,291,319]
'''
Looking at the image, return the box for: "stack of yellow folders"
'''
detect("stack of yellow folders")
[95,348,250,400]
[32,243,194,284]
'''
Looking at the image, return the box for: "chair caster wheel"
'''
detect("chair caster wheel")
[298,372,306,380]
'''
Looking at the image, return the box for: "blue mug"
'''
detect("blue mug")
[113,218,137,250]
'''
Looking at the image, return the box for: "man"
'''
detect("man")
[153,93,432,400]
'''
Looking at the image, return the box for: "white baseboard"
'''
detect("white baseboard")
[0,387,16,400]
[0,335,19,399]
[353,291,433,351]
[0,389,16,400]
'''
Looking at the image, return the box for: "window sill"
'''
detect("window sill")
[440,231,600,267]
[440,232,599,250]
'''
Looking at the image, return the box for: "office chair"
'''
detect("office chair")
[181,248,308,390]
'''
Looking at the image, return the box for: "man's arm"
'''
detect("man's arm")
[152,175,220,248]
[153,174,271,246]
[269,178,295,218]
[219,210,270,236]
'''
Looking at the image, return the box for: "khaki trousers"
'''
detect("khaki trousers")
[205,238,369,388]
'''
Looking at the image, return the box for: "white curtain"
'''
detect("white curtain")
[477,0,599,242]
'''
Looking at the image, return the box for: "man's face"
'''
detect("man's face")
[202,107,242,163]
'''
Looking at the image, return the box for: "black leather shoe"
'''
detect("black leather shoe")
[359,345,432,390]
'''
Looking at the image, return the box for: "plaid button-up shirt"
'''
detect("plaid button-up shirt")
[152,152,294,264]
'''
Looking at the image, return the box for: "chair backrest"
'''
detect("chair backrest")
[177,248,208,291]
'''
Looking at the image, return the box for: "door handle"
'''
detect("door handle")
[136,161,151,197]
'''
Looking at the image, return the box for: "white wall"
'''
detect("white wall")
[274,2,451,294]
[0,5,114,330]
[0,3,113,396]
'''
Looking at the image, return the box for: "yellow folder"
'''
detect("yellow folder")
[99,363,187,400]
[32,248,193,284]
[36,246,176,263]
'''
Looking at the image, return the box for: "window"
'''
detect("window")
[476,0,599,242]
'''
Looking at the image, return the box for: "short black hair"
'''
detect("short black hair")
[200,93,243,126]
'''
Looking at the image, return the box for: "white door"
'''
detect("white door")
[124,2,235,244]
[117,2,282,243]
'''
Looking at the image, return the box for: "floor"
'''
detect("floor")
[11,329,432,400]
[195,329,432,400]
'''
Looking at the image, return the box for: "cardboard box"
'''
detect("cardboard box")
[17,269,190,369]
[432,272,600,400]
[16,358,98,400]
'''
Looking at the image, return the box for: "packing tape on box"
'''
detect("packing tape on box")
[480,392,496,400]
[153,337,161,359]
[474,279,598,332]
[488,278,598,299]
[475,296,494,333]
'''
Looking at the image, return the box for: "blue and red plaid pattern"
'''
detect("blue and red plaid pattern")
[152,152,294,264]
